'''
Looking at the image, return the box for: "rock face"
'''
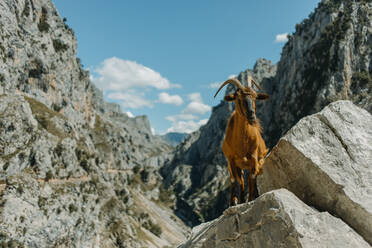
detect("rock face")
[179,189,370,248]
[0,0,187,247]
[258,100,372,245]
[160,59,277,225]
[260,0,372,147]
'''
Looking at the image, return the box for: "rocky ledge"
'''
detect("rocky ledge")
[180,189,369,248]
[180,100,372,247]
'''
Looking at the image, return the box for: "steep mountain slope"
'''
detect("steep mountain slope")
[260,0,372,147]
[162,0,372,225]
[0,0,188,247]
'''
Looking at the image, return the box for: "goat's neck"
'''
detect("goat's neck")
[233,112,259,147]
[235,111,257,127]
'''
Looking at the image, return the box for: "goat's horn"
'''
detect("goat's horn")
[214,78,244,98]
[251,78,262,90]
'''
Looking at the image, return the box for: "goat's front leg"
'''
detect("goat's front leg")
[227,158,238,206]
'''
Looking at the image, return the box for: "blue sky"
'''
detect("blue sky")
[52,0,320,134]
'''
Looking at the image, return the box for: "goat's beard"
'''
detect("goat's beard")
[247,115,256,124]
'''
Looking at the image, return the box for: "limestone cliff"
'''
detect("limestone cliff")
[0,0,188,247]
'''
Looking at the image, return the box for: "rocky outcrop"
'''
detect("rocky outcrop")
[160,59,277,225]
[180,100,372,247]
[0,0,187,246]
[258,100,372,244]
[260,0,372,147]
[179,189,370,248]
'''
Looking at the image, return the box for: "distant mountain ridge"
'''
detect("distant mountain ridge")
[158,132,188,147]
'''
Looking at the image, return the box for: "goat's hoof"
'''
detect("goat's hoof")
[230,196,238,206]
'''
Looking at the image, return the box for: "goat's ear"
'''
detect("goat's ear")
[224,93,236,102]
[256,93,269,100]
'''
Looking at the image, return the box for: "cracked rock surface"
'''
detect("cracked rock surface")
[258,100,372,245]
[179,189,370,248]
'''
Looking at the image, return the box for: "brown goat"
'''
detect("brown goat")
[214,77,269,205]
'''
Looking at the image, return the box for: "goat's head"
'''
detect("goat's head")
[214,77,269,123]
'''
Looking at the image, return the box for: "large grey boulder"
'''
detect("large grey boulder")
[179,189,370,248]
[258,100,372,245]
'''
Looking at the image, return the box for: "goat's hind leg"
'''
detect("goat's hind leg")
[236,168,245,204]
[247,172,258,202]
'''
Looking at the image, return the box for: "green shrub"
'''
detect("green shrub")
[53,39,69,52]
[80,159,89,172]
[140,169,149,183]
[38,7,50,32]
[38,196,47,208]
[132,165,141,174]
[351,71,372,93]
[158,186,173,204]
[54,143,63,157]
[45,170,53,182]
[22,1,30,17]
[52,103,62,112]
[143,219,162,237]
[3,162,9,171]
[17,185,24,194]
[69,203,78,213]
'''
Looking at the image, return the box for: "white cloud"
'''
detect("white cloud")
[126,111,134,118]
[90,57,183,111]
[107,91,153,109]
[165,92,211,133]
[228,74,236,79]
[167,119,208,133]
[188,92,203,102]
[166,113,198,122]
[275,33,289,43]
[183,101,211,115]
[158,92,183,106]
[181,92,211,115]
[92,57,178,92]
